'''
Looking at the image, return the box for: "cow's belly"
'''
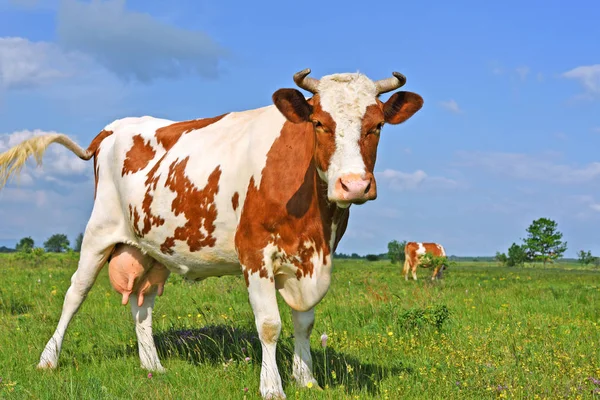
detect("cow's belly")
[136,233,242,281]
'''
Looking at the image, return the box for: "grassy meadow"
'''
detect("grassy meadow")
[1,254,600,399]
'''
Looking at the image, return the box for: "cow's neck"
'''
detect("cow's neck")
[255,119,349,261]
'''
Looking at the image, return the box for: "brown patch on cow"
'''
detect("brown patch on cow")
[128,205,142,236]
[310,96,337,173]
[122,134,156,176]
[87,129,113,155]
[360,104,384,172]
[159,157,221,254]
[141,154,167,235]
[243,269,250,287]
[88,129,113,199]
[155,114,229,151]
[235,118,349,284]
[128,154,168,237]
[231,192,239,211]
[259,319,281,344]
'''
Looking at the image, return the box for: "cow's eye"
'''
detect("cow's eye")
[368,122,384,136]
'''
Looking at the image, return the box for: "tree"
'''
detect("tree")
[495,251,508,266]
[578,250,597,266]
[506,243,528,267]
[522,218,567,266]
[16,236,34,253]
[43,234,70,253]
[74,233,84,252]
[387,240,407,264]
[365,254,379,261]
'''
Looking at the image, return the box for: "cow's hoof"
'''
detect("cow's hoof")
[36,361,57,370]
[142,364,166,373]
[262,389,286,399]
[264,393,286,400]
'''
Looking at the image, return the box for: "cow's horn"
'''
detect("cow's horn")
[293,68,320,94]
[375,72,406,95]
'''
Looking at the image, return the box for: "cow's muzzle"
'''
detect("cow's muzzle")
[331,173,377,204]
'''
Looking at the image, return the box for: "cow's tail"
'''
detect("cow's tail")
[0,133,98,190]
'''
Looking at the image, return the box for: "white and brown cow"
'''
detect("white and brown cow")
[0,69,423,399]
[403,241,447,281]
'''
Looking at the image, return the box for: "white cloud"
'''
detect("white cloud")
[516,66,530,81]
[377,169,458,191]
[0,129,91,185]
[56,0,229,83]
[571,195,600,219]
[0,183,93,245]
[562,64,600,95]
[439,99,462,114]
[593,127,600,133]
[0,37,90,90]
[456,151,600,184]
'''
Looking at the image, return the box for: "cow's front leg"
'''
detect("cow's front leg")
[246,267,285,399]
[291,308,319,388]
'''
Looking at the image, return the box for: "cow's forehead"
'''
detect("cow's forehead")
[317,73,378,124]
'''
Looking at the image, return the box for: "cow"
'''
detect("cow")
[403,242,447,281]
[0,68,423,399]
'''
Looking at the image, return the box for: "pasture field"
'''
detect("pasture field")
[1,254,600,399]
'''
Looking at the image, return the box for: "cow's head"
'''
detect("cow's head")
[273,69,423,207]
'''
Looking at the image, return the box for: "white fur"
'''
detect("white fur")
[318,73,378,198]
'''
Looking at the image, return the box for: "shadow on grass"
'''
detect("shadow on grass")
[145,324,410,396]
[0,298,32,315]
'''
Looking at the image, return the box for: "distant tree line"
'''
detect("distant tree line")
[333,252,388,261]
[0,233,84,254]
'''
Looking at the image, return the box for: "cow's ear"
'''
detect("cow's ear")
[383,91,424,125]
[272,89,312,123]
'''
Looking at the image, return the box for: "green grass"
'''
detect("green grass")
[1,254,600,399]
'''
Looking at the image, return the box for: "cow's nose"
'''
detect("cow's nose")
[339,177,371,196]
[334,173,376,202]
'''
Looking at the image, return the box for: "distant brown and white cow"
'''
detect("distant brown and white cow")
[0,69,423,399]
[403,242,447,281]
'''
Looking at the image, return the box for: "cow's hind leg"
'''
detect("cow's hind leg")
[37,233,114,369]
[131,292,164,371]
[292,309,319,388]
[245,266,285,399]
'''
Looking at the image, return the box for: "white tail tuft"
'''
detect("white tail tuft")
[0,134,92,190]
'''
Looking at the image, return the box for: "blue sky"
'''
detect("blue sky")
[0,0,598,257]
